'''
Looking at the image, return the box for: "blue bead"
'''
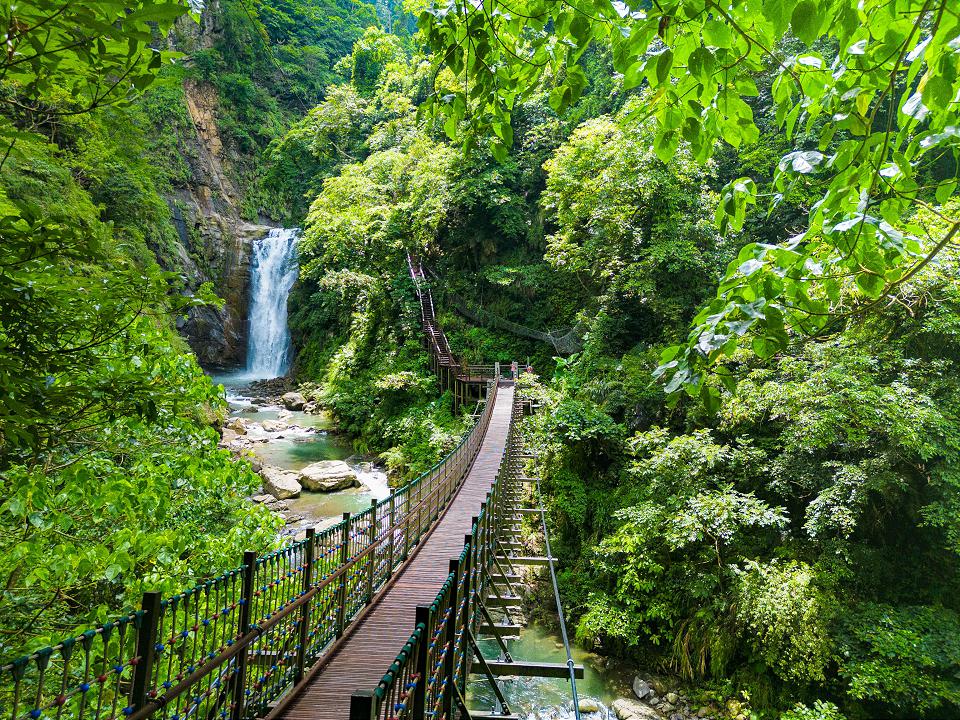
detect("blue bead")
[79,683,90,693]
[29,709,41,719]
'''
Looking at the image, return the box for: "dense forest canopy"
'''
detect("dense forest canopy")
[418,0,960,407]
[2,0,960,718]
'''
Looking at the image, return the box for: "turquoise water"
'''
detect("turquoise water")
[252,433,352,471]
[286,483,387,519]
[468,623,622,719]
[213,375,389,522]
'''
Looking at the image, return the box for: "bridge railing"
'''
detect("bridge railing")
[350,389,522,720]
[0,379,501,720]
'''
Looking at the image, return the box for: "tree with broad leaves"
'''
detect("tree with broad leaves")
[416,0,960,408]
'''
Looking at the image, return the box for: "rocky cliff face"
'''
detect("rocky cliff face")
[160,3,272,370]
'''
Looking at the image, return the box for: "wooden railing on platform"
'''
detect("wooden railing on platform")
[349,389,524,720]
[0,380,501,720]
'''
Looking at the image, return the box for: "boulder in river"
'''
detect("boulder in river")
[612,699,663,720]
[299,461,360,492]
[281,391,307,410]
[260,465,302,500]
[633,677,653,700]
[226,417,249,434]
[260,419,288,432]
[578,698,602,713]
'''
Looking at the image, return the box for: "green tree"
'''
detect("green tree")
[417,0,960,404]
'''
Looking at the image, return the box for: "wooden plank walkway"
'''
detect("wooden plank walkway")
[277,383,516,720]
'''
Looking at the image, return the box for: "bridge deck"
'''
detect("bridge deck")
[277,383,516,720]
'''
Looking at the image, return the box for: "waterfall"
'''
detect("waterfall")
[245,228,299,378]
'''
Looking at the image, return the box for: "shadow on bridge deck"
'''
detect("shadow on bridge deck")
[273,383,516,720]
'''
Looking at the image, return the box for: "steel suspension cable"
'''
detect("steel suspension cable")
[534,474,582,720]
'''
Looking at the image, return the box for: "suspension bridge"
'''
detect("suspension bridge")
[0,259,581,720]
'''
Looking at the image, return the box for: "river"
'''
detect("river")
[219,384,391,529]
[469,623,629,719]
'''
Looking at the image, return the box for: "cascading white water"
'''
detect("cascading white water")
[245,228,299,378]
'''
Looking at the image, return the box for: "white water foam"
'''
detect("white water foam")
[245,228,299,379]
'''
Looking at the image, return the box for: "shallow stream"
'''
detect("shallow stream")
[469,623,626,719]
[215,377,391,525]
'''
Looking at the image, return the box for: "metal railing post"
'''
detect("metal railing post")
[478,502,489,593]
[388,494,396,576]
[412,605,432,720]
[442,557,460,719]
[130,591,162,713]
[415,480,423,544]
[231,551,257,720]
[467,521,480,673]
[403,490,411,561]
[460,532,474,691]
[295,528,315,684]
[336,513,351,638]
[350,690,376,720]
[367,500,377,601]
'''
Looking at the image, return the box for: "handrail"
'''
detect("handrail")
[0,378,501,720]
[351,389,524,720]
